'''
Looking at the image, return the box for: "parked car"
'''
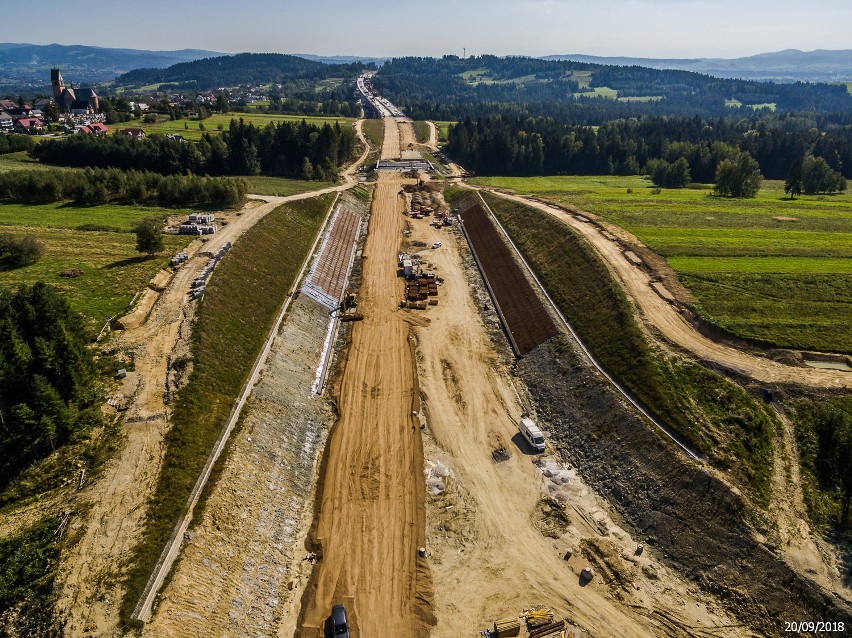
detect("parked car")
[431,241,442,249]
[332,604,350,637]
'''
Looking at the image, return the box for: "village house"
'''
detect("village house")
[120,127,146,138]
[14,117,45,133]
[78,122,109,135]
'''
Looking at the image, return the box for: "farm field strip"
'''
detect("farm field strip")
[634,227,852,257]
[107,112,355,140]
[459,200,559,355]
[670,255,852,274]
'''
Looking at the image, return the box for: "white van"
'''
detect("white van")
[519,418,545,453]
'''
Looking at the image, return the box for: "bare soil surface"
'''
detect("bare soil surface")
[405,189,748,637]
[518,337,852,635]
[480,189,852,391]
[424,121,437,149]
[398,118,417,152]
[768,407,845,593]
[143,295,334,637]
[297,119,433,638]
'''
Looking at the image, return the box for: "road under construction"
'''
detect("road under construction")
[50,80,852,638]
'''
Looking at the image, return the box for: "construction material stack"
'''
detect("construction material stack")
[524,606,565,637]
[403,274,439,308]
[493,616,521,637]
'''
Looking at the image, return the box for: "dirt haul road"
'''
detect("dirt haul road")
[298,118,433,637]
[480,189,852,391]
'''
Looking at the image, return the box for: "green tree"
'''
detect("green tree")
[812,405,852,528]
[0,283,101,487]
[802,156,846,195]
[784,157,803,199]
[713,152,762,198]
[133,217,165,255]
[216,92,230,114]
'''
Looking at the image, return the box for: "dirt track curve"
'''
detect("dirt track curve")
[298,118,433,637]
[479,189,852,390]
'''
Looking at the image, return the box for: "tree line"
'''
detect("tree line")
[0,167,247,208]
[0,134,35,156]
[0,283,101,488]
[797,398,852,529]
[446,114,850,190]
[31,118,358,181]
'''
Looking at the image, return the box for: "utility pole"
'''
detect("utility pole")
[463,47,466,59]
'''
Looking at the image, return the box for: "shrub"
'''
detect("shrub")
[0,234,45,266]
[714,152,762,198]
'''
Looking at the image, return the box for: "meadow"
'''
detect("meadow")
[107,112,355,140]
[413,121,431,144]
[0,202,190,332]
[434,121,454,143]
[471,175,852,353]
[361,118,384,147]
[238,175,334,197]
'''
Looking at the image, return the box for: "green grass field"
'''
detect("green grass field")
[0,221,188,332]
[108,112,355,140]
[434,121,454,144]
[0,152,80,172]
[0,200,192,231]
[238,176,334,197]
[413,121,431,144]
[471,175,852,352]
[582,87,618,99]
[362,118,383,148]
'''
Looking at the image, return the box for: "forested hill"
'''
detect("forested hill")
[543,49,852,83]
[373,55,852,121]
[116,53,369,88]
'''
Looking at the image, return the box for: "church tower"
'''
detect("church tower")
[51,68,65,101]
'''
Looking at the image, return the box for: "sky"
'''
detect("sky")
[2,0,850,59]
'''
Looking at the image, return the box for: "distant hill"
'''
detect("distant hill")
[295,53,389,66]
[542,49,852,82]
[374,55,852,122]
[115,53,369,89]
[0,43,222,85]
